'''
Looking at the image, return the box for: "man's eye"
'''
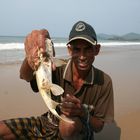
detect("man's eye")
[73,48,80,52]
[86,46,91,50]
[84,46,92,51]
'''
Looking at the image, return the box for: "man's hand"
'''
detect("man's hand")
[61,94,86,118]
[59,94,88,138]
[24,29,51,70]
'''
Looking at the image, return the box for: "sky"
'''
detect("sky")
[0,0,140,37]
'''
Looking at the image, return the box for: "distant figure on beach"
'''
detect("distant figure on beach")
[0,21,114,140]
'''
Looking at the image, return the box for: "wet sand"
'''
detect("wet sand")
[0,46,140,140]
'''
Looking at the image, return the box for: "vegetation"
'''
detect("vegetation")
[97,32,140,41]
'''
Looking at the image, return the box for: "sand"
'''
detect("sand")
[0,46,140,140]
[0,63,47,120]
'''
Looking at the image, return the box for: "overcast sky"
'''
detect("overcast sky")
[0,0,140,37]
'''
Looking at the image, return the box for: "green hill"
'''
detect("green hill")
[97,32,140,41]
[122,32,140,40]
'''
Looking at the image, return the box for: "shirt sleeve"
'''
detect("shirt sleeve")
[94,74,114,123]
[19,58,34,82]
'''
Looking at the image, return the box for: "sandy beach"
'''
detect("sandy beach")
[0,46,140,140]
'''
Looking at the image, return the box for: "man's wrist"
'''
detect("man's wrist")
[79,104,94,139]
[80,104,90,122]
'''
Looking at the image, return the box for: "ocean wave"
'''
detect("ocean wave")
[0,41,140,51]
[100,41,140,46]
[0,60,22,65]
[0,43,67,50]
[54,43,66,47]
[0,43,24,50]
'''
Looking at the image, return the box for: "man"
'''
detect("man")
[0,21,114,140]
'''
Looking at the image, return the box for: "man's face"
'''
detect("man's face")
[68,39,99,72]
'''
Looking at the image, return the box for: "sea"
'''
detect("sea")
[0,36,140,64]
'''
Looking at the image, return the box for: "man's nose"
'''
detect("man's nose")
[79,50,86,59]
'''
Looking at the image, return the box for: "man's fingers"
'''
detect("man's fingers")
[61,105,83,117]
[64,94,81,106]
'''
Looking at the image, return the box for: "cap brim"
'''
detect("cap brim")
[67,35,97,46]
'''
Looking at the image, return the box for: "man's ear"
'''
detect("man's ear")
[67,44,72,56]
[94,44,101,56]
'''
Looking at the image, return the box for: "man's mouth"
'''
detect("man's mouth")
[78,60,88,68]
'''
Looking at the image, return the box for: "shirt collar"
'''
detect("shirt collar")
[63,59,94,85]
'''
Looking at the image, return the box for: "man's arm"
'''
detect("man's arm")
[90,116,104,132]
[59,94,104,139]
[59,116,104,139]
[20,58,34,82]
[20,57,39,92]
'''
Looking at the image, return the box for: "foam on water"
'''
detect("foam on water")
[101,41,140,46]
[0,43,24,50]
[1,42,140,51]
